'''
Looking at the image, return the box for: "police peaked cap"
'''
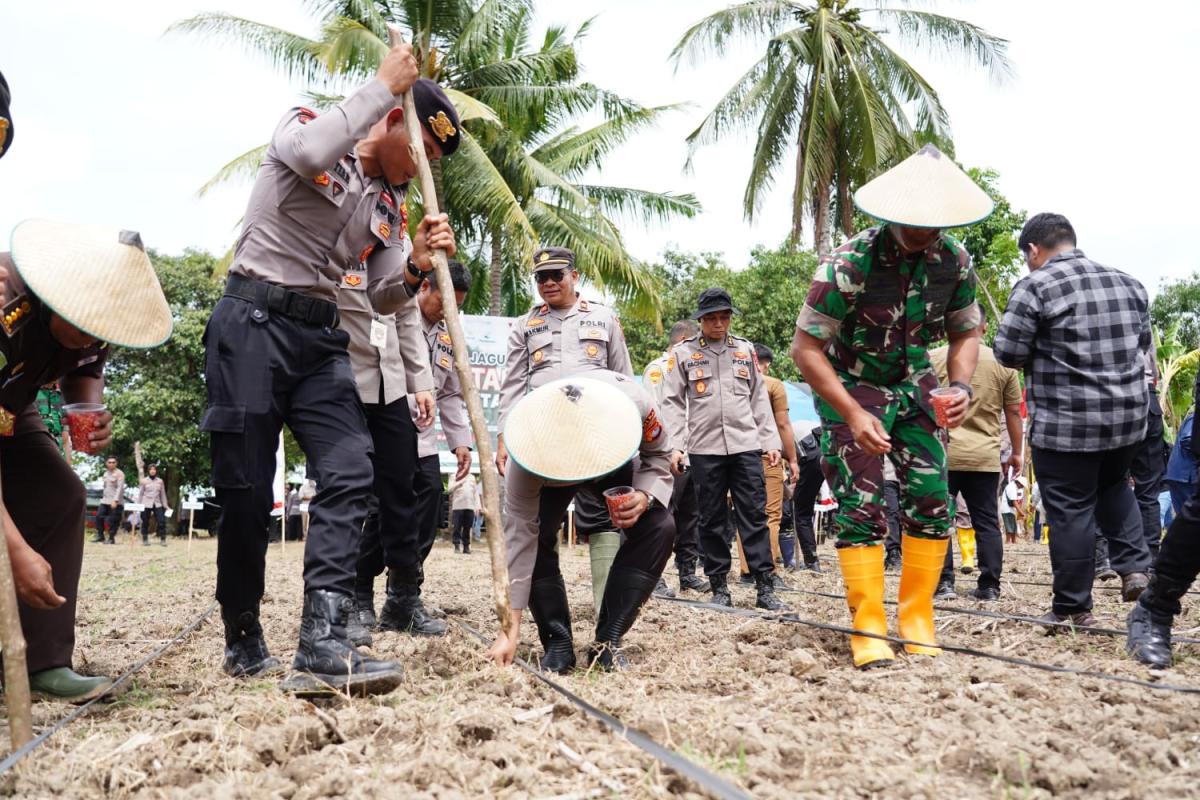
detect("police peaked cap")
[411,78,460,157]
[0,70,12,159]
[532,246,575,272]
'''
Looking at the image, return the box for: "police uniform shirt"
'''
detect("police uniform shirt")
[497,295,632,429]
[336,232,434,406]
[503,371,674,609]
[659,333,781,457]
[642,352,673,405]
[229,78,417,314]
[139,476,168,508]
[0,262,107,437]
[101,468,126,504]
[413,315,472,459]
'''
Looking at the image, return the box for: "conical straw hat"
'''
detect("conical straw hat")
[10,219,172,348]
[504,376,641,483]
[854,145,994,229]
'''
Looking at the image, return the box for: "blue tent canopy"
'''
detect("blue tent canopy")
[784,381,821,425]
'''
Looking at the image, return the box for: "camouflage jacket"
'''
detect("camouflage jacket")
[796,225,980,417]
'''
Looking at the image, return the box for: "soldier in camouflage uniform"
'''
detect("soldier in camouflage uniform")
[791,145,990,669]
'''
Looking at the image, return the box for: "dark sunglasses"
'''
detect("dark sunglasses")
[535,269,567,284]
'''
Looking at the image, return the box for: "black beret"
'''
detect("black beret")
[411,78,460,157]
[532,247,575,272]
[0,71,12,160]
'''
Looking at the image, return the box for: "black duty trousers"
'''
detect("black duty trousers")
[690,451,773,578]
[792,455,823,565]
[203,296,374,609]
[669,467,701,569]
[532,463,674,586]
[1130,398,1166,559]
[413,455,443,580]
[96,503,124,541]
[2,421,86,672]
[883,480,901,554]
[452,509,475,548]
[1032,443,1151,615]
[141,507,167,539]
[353,395,420,587]
[939,471,1003,591]
[1141,487,1200,622]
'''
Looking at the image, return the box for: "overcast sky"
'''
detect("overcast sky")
[2,1,1197,297]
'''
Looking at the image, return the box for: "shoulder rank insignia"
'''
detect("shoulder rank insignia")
[314,173,330,187]
[1,295,33,337]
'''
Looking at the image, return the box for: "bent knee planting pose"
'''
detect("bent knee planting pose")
[792,146,987,669]
[486,371,675,672]
[202,40,461,694]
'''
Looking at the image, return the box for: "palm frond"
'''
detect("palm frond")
[670,1,807,67]
[534,105,685,178]
[871,8,1014,83]
[167,13,324,82]
[197,143,269,197]
[316,16,387,80]
[575,185,702,225]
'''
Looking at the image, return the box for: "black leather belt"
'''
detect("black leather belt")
[224,273,339,328]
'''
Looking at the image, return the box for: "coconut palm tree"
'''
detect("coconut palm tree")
[671,0,1012,253]
[172,0,698,319]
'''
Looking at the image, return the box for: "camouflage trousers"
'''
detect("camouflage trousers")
[819,393,950,546]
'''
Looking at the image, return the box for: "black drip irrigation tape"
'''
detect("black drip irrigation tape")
[452,617,753,800]
[1003,577,1200,596]
[0,601,218,775]
[774,585,1200,645]
[655,595,1200,695]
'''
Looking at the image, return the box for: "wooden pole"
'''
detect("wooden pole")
[0,482,34,748]
[390,29,514,637]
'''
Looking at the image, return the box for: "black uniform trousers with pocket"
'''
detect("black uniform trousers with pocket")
[690,451,774,578]
[353,392,421,590]
[203,296,375,611]
[1,412,87,673]
[669,467,701,570]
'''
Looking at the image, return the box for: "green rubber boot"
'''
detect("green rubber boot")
[589,531,620,621]
[30,667,113,704]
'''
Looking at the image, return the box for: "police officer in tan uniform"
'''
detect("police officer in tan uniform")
[643,320,709,594]
[350,261,473,641]
[202,41,459,694]
[94,457,126,544]
[137,465,171,546]
[495,247,632,474]
[337,223,439,647]
[486,371,675,672]
[659,288,786,611]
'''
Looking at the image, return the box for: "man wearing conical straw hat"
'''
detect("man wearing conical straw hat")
[0,221,172,701]
[791,144,989,669]
[485,370,675,672]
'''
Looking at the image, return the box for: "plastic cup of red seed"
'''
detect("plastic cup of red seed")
[62,403,106,454]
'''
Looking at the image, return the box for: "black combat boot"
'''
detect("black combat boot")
[587,568,658,670]
[652,576,676,599]
[378,572,448,636]
[755,572,788,611]
[678,560,710,593]
[221,605,283,678]
[527,575,576,674]
[1126,572,1192,668]
[344,580,377,647]
[289,590,403,694]
[709,574,733,607]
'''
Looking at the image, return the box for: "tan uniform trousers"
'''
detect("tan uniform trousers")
[738,456,784,574]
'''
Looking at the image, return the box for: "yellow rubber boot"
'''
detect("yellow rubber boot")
[836,545,895,669]
[899,534,950,656]
[957,527,977,574]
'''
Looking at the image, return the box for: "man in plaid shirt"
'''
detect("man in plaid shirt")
[995,213,1153,628]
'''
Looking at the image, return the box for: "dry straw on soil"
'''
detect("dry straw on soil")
[3,535,1199,798]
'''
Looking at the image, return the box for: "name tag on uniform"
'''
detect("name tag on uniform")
[370,319,388,349]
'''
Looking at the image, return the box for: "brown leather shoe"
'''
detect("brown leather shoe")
[1121,572,1149,602]
[1039,610,1099,634]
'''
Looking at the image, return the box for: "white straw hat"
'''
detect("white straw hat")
[854,145,994,229]
[10,219,172,348]
[504,376,641,482]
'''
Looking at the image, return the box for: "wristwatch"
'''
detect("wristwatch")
[950,380,974,400]
[407,255,430,279]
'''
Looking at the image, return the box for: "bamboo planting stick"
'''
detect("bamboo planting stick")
[389,29,514,637]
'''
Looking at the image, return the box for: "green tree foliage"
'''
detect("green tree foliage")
[102,250,223,512]
[672,0,1011,252]
[618,244,819,381]
[1151,273,1200,352]
[946,167,1025,333]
